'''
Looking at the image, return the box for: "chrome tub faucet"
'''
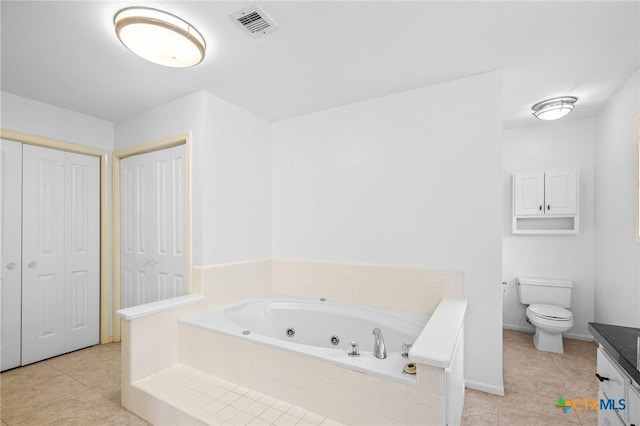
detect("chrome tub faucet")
[372,328,387,359]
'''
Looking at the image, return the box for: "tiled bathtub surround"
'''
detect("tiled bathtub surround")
[120,296,206,399]
[191,258,463,315]
[119,259,466,425]
[179,322,446,425]
[272,259,464,314]
[192,259,272,308]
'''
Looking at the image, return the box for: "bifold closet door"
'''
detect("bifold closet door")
[121,144,186,308]
[21,144,100,365]
[1,139,23,371]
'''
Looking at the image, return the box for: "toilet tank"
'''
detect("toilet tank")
[517,276,573,308]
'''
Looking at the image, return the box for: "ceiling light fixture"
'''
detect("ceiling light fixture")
[114,7,206,68]
[531,96,578,121]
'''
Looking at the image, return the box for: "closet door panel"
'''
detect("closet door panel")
[1,139,22,371]
[120,144,186,308]
[155,145,186,299]
[121,153,157,307]
[138,155,157,304]
[120,156,136,308]
[21,144,66,365]
[64,152,99,352]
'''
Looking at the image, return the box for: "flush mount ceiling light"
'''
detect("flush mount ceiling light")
[531,96,578,121]
[114,7,206,68]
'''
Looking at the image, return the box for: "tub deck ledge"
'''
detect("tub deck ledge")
[409,297,467,369]
[117,294,205,320]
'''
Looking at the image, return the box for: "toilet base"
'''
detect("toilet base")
[533,327,565,353]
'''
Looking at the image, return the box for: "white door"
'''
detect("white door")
[121,144,186,308]
[544,169,577,215]
[1,139,23,371]
[63,151,100,353]
[21,145,99,365]
[513,171,545,216]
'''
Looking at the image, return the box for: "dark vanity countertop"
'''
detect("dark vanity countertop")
[589,322,640,385]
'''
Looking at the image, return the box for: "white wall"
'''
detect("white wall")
[114,90,272,267]
[594,70,640,327]
[502,119,595,340]
[114,91,205,151]
[272,72,504,394]
[1,91,114,151]
[201,92,272,265]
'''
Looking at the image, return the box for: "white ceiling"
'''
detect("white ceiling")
[1,1,638,129]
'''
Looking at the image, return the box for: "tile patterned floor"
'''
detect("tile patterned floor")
[0,343,147,425]
[1,330,598,425]
[462,330,598,426]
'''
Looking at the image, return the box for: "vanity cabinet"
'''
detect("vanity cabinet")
[629,383,640,426]
[597,346,640,426]
[512,168,578,234]
[597,347,628,425]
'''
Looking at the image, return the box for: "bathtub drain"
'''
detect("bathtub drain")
[330,335,340,346]
[286,328,295,337]
[242,330,251,335]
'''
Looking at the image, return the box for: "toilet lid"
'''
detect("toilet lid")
[528,304,573,321]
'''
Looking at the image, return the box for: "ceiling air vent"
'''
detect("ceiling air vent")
[230,5,279,38]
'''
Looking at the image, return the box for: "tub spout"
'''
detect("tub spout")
[372,328,387,359]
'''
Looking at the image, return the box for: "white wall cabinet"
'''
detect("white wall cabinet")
[0,139,100,371]
[512,168,578,234]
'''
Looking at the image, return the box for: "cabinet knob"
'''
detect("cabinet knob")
[595,373,609,382]
[547,205,550,211]
[539,205,542,211]
[28,261,37,269]
[6,262,16,270]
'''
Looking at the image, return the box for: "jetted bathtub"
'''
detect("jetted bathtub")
[179,295,430,384]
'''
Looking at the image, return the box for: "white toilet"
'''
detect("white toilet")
[517,276,574,353]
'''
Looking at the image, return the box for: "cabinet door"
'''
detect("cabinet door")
[544,169,577,215]
[597,347,628,423]
[629,383,640,426]
[597,393,626,426]
[1,139,22,371]
[513,171,545,216]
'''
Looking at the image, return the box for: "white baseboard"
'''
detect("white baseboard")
[465,379,504,396]
[503,324,594,342]
[503,323,533,333]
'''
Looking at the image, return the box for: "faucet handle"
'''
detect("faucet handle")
[348,341,360,357]
[401,343,413,358]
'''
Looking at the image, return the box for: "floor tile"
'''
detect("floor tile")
[462,330,597,426]
[498,403,580,425]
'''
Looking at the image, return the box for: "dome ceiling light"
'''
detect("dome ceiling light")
[114,7,206,68]
[531,96,578,121]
